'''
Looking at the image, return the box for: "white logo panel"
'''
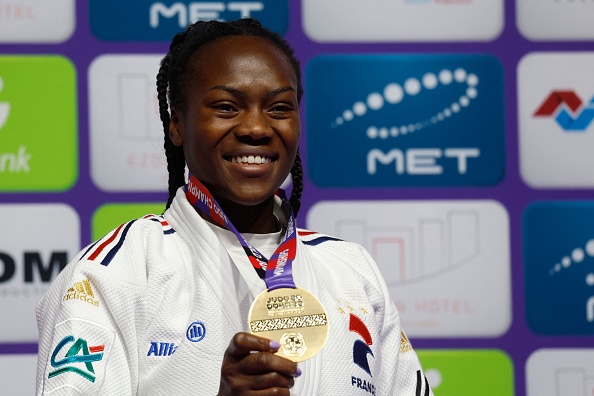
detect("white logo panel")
[89,55,168,192]
[518,52,594,188]
[307,200,510,337]
[517,0,594,41]
[0,204,80,342]
[302,0,503,42]
[0,354,37,394]
[0,0,75,43]
[527,349,594,396]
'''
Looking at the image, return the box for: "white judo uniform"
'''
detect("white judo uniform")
[36,189,433,395]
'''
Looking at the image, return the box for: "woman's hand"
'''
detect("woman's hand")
[218,332,301,395]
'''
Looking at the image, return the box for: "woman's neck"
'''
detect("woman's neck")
[200,194,279,234]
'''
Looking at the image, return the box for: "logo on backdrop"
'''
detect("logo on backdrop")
[526,349,594,396]
[518,53,594,188]
[302,0,502,42]
[0,56,77,191]
[308,200,511,338]
[0,77,9,130]
[517,0,594,40]
[0,204,79,342]
[89,0,288,41]
[306,55,504,187]
[89,55,170,192]
[0,0,75,43]
[534,90,594,131]
[524,202,594,335]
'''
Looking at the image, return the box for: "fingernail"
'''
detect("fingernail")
[270,341,280,350]
[295,367,302,377]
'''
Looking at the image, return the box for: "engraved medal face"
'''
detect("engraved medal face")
[248,287,329,362]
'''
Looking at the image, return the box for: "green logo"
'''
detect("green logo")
[92,203,165,241]
[49,336,105,383]
[0,56,77,191]
[417,349,514,396]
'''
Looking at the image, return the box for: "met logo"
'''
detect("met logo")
[524,202,594,335]
[90,0,288,41]
[49,336,105,383]
[306,55,504,187]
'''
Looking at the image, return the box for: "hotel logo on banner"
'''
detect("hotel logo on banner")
[307,200,511,337]
[0,0,75,43]
[89,0,288,41]
[306,55,504,187]
[524,202,594,335]
[518,53,594,188]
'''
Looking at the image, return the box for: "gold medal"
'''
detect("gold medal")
[248,287,329,362]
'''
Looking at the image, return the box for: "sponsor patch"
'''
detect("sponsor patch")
[186,321,206,342]
[63,279,100,308]
[400,330,414,353]
[42,319,116,395]
[147,342,178,357]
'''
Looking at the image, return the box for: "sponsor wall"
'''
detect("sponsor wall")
[0,0,593,394]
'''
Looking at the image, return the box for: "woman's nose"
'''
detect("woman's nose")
[234,109,273,140]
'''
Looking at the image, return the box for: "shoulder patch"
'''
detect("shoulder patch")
[42,319,116,395]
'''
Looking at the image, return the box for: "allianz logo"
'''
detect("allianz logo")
[332,68,482,176]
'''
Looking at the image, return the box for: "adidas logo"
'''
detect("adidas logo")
[63,279,100,307]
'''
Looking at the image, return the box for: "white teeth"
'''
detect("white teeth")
[231,155,272,164]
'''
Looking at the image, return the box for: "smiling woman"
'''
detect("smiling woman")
[36,18,433,396]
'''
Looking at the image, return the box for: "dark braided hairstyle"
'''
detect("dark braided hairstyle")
[157,18,304,216]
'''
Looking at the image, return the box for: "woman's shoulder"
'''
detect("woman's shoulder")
[297,227,371,262]
[79,214,178,266]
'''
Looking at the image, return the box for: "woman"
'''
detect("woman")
[37,19,433,395]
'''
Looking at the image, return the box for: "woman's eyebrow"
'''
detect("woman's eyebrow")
[209,85,295,100]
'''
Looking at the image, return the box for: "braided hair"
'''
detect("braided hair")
[157,18,304,216]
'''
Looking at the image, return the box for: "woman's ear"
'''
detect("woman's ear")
[169,111,183,146]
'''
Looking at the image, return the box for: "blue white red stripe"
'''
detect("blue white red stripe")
[298,229,343,246]
[142,214,176,235]
[81,220,137,266]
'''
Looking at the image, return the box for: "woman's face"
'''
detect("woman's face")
[169,35,301,207]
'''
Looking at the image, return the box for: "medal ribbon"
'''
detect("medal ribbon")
[185,174,297,290]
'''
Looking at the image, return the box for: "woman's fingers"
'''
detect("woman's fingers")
[219,332,301,395]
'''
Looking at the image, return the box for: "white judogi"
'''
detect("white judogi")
[36,188,433,396]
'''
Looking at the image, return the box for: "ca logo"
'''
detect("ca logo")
[49,335,105,383]
[0,76,9,130]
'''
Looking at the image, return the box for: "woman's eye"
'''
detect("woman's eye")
[214,103,236,112]
[270,104,293,113]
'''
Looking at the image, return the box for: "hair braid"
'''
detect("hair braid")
[157,53,186,209]
[289,149,303,216]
